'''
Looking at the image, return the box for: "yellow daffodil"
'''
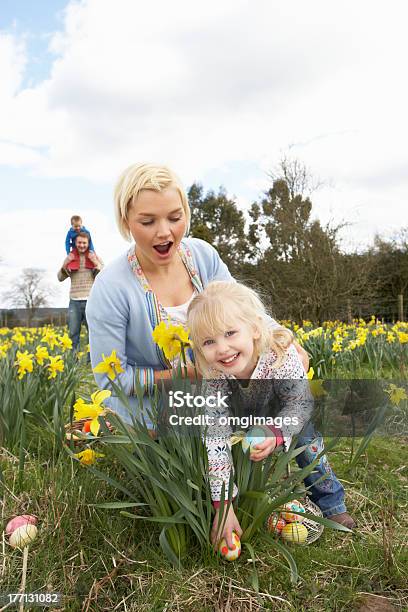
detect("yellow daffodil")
[0,341,12,359]
[309,327,323,338]
[35,345,49,365]
[93,350,124,380]
[385,384,408,406]
[90,390,112,406]
[41,329,59,349]
[306,367,326,397]
[75,448,105,465]
[152,321,191,360]
[73,397,89,417]
[47,355,64,379]
[14,350,34,379]
[58,333,73,351]
[12,332,26,347]
[397,331,408,344]
[74,390,111,435]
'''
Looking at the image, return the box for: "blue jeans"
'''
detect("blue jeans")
[295,423,346,517]
[68,299,88,351]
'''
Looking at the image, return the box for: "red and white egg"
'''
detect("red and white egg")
[5,515,38,549]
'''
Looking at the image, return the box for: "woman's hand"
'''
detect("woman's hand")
[250,431,277,462]
[211,504,243,549]
[154,363,201,385]
[294,342,309,372]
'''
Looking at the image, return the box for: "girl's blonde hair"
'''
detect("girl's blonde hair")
[187,281,293,377]
[114,162,191,241]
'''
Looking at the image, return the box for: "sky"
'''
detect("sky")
[0,0,407,308]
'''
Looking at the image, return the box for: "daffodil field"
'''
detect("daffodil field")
[284,317,408,378]
[1,320,407,609]
[0,326,87,452]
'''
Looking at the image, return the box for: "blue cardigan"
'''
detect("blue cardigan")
[86,237,233,424]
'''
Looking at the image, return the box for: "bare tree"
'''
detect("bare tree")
[267,154,324,199]
[2,268,56,312]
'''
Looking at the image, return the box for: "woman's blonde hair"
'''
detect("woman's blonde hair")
[114,162,191,241]
[187,281,293,377]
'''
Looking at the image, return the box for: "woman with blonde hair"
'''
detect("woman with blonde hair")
[87,162,308,426]
[187,281,355,548]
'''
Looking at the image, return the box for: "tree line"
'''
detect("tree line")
[189,159,407,323]
[2,158,406,324]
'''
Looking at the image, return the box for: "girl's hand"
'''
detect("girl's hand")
[211,504,243,549]
[250,432,277,462]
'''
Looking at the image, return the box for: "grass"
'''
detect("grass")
[1,433,407,611]
[1,344,407,610]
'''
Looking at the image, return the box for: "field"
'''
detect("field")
[1,322,407,611]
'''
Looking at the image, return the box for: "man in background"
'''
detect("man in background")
[58,232,103,351]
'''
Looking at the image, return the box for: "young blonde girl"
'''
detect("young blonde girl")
[187,281,354,549]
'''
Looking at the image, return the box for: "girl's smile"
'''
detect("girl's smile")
[201,323,260,379]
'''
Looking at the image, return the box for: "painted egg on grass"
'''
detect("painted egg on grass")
[9,524,38,548]
[241,427,266,453]
[266,513,286,534]
[280,500,306,523]
[281,522,308,544]
[5,515,37,536]
[218,532,242,561]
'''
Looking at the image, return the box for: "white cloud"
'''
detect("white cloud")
[1,0,406,183]
[0,31,27,98]
[0,0,407,303]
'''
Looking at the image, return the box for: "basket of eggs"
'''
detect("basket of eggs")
[65,418,113,446]
[266,498,324,545]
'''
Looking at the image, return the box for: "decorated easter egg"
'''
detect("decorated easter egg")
[281,522,308,544]
[241,427,266,453]
[266,513,286,534]
[5,515,37,536]
[9,524,38,548]
[82,420,92,433]
[280,500,306,523]
[218,532,242,561]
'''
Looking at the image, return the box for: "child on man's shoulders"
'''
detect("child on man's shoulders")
[64,215,100,271]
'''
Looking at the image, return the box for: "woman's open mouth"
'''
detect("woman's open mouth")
[153,241,173,256]
[219,352,240,366]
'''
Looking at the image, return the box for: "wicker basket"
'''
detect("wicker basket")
[300,497,324,545]
[266,496,324,545]
[65,418,113,446]
[277,464,325,545]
